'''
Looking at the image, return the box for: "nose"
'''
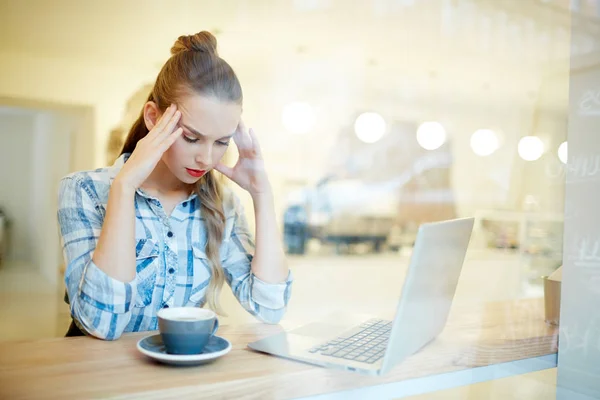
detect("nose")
[194,142,212,166]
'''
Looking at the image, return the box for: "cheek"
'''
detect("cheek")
[162,139,187,165]
[212,146,228,164]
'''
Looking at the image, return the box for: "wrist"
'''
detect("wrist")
[250,179,273,200]
[251,189,274,209]
[111,177,137,198]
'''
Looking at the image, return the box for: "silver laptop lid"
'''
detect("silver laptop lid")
[380,217,474,374]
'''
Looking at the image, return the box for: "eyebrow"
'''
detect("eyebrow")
[182,123,233,141]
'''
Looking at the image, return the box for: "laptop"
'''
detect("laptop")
[247,217,475,376]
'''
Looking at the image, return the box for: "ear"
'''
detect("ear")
[143,101,161,131]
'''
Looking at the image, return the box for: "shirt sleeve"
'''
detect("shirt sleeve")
[221,195,293,324]
[57,176,136,340]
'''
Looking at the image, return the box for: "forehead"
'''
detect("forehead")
[177,93,241,138]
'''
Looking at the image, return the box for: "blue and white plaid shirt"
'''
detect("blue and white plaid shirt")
[57,154,293,340]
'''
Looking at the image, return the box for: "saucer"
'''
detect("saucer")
[137,334,232,366]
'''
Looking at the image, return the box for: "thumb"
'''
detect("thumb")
[215,163,234,179]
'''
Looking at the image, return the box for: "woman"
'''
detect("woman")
[58,31,292,340]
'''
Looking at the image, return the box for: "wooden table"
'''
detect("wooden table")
[0,298,558,400]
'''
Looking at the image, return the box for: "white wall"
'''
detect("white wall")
[0,110,36,262]
[29,112,72,284]
[0,51,156,168]
[0,107,77,285]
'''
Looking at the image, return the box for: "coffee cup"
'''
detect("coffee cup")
[157,307,219,355]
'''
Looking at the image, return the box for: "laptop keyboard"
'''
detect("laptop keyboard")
[308,318,391,364]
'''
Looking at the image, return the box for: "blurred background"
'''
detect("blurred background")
[0,0,593,339]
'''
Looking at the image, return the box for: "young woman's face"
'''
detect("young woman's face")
[161,94,241,185]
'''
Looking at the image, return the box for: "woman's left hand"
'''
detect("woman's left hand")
[215,120,272,198]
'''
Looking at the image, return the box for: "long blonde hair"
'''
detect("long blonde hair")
[120,31,243,314]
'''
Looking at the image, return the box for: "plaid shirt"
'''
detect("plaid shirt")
[57,154,293,340]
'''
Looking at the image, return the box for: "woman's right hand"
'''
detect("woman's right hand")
[116,104,183,191]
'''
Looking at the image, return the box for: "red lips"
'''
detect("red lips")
[185,168,206,178]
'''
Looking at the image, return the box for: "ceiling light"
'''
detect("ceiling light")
[416,121,446,150]
[354,112,386,143]
[558,141,568,164]
[470,129,499,156]
[518,136,544,161]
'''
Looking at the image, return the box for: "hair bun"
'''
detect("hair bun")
[171,31,218,56]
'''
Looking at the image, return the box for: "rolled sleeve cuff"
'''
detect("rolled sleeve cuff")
[79,260,136,314]
[251,270,293,310]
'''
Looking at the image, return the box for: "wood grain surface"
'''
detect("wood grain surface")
[0,298,558,400]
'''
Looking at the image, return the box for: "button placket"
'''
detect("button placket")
[138,191,178,308]
[162,220,178,305]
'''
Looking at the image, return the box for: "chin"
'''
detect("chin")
[180,175,202,184]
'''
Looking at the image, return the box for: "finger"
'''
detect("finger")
[148,104,177,139]
[214,162,234,179]
[247,128,263,158]
[236,118,247,135]
[159,127,183,152]
[233,121,252,153]
[153,109,181,143]
[148,104,176,136]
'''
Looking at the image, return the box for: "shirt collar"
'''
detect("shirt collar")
[107,153,129,184]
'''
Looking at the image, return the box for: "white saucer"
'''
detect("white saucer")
[137,334,232,366]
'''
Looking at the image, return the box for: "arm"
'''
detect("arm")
[58,176,136,340]
[98,102,182,282]
[215,121,293,323]
[250,190,290,283]
[59,103,183,340]
[92,180,137,282]
[222,193,293,324]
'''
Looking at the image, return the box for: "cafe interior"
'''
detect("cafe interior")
[1,0,599,398]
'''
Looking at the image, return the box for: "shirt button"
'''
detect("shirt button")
[167,231,173,238]
[168,268,175,274]
[182,202,188,207]
[163,304,169,308]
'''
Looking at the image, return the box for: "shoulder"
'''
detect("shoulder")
[58,156,125,205]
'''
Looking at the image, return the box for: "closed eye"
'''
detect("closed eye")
[183,135,199,143]
[183,135,229,146]
[180,123,231,146]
